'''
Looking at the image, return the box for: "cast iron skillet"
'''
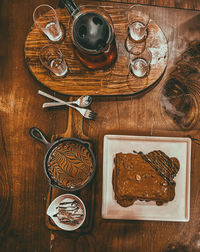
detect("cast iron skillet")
[29,127,96,191]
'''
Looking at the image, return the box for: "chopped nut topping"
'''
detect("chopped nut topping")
[135,174,141,181]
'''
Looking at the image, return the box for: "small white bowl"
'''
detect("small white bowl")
[47,194,86,231]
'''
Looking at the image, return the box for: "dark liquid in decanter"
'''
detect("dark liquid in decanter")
[73,12,117,69]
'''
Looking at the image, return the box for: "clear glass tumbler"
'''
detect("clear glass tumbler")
[39,45,68,77]
[127,5,150,43]
[129,48,152,78]
[33,4,62,42]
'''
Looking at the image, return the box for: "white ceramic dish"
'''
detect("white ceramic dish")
[47,194,86,231]
[102,135,191,222]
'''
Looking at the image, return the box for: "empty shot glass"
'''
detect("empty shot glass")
[33,4,62,42]
[125,35,146,55]
[129,48,152,78]
[127,5,150,43]
[39,45,68,77]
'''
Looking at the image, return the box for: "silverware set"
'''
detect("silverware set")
[38,90,97,120]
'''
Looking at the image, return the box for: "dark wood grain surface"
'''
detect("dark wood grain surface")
[0,0,200,252]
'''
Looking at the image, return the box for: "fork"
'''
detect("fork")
[66,103,97,120]
[38,90,97,120]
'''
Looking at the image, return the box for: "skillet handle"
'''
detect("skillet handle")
[29,127,51,147]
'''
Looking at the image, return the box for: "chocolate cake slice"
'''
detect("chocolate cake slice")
[112,150,180,207]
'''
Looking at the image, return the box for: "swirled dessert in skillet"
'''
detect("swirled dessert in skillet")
[112,150,180,207]
[47,141,94,189]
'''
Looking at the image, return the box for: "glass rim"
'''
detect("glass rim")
[129,47,152,63]
[128,4,149,11]
[33,4,57,23]
[127,4,150,26]
[39,45,64,64]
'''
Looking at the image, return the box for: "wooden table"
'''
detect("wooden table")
[1,0,200,251]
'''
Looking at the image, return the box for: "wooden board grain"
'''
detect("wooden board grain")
[24,2,168,96]
[45,104,96,232]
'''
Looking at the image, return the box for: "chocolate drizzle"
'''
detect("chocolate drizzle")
[136,150,180,186]
[53,200,84,225]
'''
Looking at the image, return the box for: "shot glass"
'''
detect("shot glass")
[125,35,146,55]
[127,5,150,43]
[129,48,152,78]
[33,4,62,42]
[39,45,68,77]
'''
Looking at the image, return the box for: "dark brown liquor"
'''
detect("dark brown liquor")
[73,36,117,69]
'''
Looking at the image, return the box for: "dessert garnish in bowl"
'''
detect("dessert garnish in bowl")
[47,194,86,231]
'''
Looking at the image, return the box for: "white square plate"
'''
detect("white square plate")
[102,135,191,222]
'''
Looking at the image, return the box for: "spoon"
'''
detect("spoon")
[38,90,92,108]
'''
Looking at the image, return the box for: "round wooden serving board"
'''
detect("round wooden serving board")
[24,4,168,96]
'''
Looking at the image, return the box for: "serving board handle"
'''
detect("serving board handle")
[47,96,95,232]
[53,97,89,140]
